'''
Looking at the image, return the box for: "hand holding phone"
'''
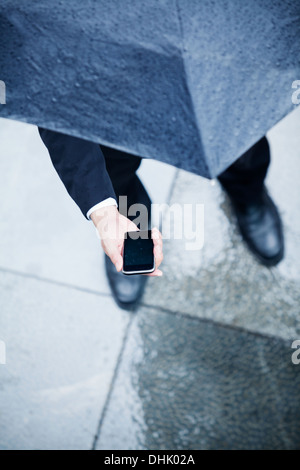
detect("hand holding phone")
[122,229,159,275]
[91,205,163,276]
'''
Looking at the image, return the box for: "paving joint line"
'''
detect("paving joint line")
[91,314,135,450]
[0,265,110,299]
[139,301,294,345]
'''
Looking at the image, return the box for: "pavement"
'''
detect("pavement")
[0,106,299,450]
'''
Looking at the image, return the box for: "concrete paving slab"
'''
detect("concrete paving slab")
[96,306,300,450]
[142,107,300,340]
[267,106,300,283]
[0,270,129,450]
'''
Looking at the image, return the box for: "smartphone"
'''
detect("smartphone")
[122,230,155,275]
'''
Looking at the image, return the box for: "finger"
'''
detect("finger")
[126,220,140,232]
[112,250,123,271]
[104,242,123,272]
[153,234,164,267]
[153,235,163,251]
[154,243,163,269]
[151,227,162,240]
[115,256,123,272]
[146,269,163,277]
[152,229,163,257]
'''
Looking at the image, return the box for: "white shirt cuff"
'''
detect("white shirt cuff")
[86,197,118,220]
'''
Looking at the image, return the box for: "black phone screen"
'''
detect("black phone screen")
[123,230,154,273]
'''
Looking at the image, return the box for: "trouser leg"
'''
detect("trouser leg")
[217,136,271,205]
[100,145,151,227]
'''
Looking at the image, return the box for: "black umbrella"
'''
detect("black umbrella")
[0,0,299,177]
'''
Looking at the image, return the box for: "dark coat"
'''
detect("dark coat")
[1,0,299,178]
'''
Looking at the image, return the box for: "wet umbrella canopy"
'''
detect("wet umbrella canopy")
[0,0,299,178]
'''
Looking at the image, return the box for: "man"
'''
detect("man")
[38,128,283,309]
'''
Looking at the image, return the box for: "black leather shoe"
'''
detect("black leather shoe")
[105,255,148,310]
[229,187,284,266]
[105,176,151,310]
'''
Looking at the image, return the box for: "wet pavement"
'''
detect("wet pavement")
[96,307,300,450]
[0,106,299,449]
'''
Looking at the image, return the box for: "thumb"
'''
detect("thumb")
[108,245,123,272]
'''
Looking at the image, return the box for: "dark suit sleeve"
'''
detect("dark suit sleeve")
[38,128,116,219]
